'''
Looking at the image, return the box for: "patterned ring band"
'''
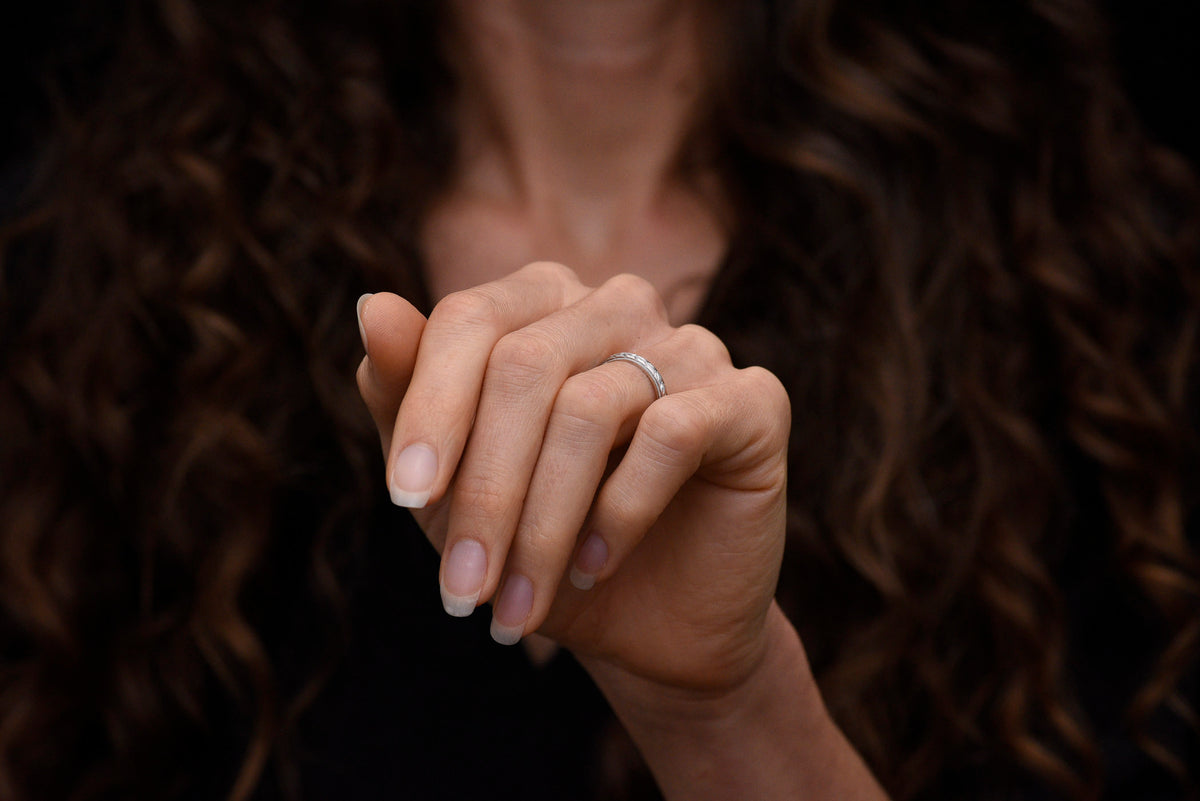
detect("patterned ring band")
[603,352,667,400]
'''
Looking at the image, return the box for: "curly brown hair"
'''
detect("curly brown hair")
[702,1,1200,797]
[1,1,1197,800]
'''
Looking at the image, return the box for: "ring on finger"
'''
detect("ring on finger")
[604,352,667,400]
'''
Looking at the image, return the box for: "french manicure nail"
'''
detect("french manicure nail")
[389,443,437,508]
[490,574,533,646]
[441,539,487,618]
[356,293,373,352]
[569,534,608,591]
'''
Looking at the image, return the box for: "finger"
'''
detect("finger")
[568,366,791,592]
[485,366,636,644]
[490,325,730,643]
[440,273,671,619]
[386,262,588,512]
[355,292,426,456]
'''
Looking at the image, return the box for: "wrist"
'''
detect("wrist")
[578,604,888,800]
[581,602,819,731]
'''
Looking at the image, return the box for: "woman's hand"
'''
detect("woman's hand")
[357,261,790,692]
[357,263,889,799]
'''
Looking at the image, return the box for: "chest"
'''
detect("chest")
[418,186,728,324]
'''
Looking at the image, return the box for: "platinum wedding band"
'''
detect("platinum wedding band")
[604,352,667,400]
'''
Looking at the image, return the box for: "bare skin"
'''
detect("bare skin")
[422,0,726,322]
[357,1,890,798]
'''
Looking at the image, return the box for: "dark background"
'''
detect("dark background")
[1100,0,1199,166]
[1,1,1196,174]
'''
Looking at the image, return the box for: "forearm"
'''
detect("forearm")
[581,604,890,801]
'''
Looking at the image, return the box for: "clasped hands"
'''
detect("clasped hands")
[356,261,792,696]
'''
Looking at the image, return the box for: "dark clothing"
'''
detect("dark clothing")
[296,505,614,801]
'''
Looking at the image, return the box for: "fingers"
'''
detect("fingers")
[436,273,671,619]
[385,261,590,510]
[490,324,735,643]
[360,263,790,652]
[483,362,647,644]
[570,365,790,592]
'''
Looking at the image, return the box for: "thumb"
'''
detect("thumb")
[356,292,427,455]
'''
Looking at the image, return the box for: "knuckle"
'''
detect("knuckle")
[517,518,557,554]
[490,329,561,379]
[557,371,621,419]
[603,273,667,320]
[551,374,622,440]
[599,482,658,538]
[430,288,505,335]
[741,366,791,429]
[676,323,731,366]
[454,470,516,522]
[506,528,557,581]
[515,523,576,581]
[736,367,792,457]
[639,396,710,461]
[521,260,578,286]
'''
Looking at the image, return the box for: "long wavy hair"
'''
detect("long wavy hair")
[1,1,1197,799]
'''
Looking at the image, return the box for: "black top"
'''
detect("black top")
[295,505,616,801]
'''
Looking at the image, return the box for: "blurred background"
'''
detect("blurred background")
[2,0,1197,196]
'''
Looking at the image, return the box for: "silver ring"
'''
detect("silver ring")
[604,352,667,400]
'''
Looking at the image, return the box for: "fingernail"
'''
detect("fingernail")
[441,539,487,617]
[570,534,608,591]
[389,443,437,508]
[356,293,373,352]
[490,574,533,646]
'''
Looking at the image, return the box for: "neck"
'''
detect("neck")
[444,0,717,259]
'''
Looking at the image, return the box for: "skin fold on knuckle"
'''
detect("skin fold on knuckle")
[521,259,578,287]
[453,469,519,530]
[742,366,792,442]
[508,527,574,601]
[638,396,711,468]
[701,368,791,490]
[487,329,565,398]
[594,480,659,548]
[547,412,616,455]
[602,273,669,324]
[429,286,508,338]
[551,374,624,443]
[676,323,732,371]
